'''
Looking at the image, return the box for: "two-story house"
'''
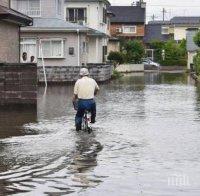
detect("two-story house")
[107,1,146,54]
[108,1,146,40]
[64,0,112,64]
[0,0,32,63]
[171,17,200,42]
[10,0,93,67]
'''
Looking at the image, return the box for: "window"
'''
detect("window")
[82,42,88,54]
[20,38,37,63]
[162,26,170,35]
[39,39,64,58]
[57,0,62,15]
[16,0,41,17]
[123,26,137,34]
[66,8,87,24]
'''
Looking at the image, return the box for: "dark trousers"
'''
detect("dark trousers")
[75,99,96,126]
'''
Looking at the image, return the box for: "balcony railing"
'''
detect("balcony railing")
[20,10,41,17]
[66,18,87,25]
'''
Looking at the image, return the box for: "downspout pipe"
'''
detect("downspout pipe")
[77,29,80,67]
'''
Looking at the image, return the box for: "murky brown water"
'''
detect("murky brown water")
[0,72,200,195]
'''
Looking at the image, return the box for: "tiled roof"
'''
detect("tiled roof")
[22,18,89,31]
[108,6,145,23]
[171,17,200,25]
[148,20,171,25]
[0,5,32,26]
[144,23,172,43]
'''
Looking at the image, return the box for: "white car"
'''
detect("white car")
[142,59,160,67]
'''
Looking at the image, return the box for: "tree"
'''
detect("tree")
[107,51,124,68]
[193,31,200,47]
[122,40,145,63]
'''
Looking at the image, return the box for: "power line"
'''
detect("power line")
[147,4,200,8]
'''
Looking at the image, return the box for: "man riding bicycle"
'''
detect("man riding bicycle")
[73,68,99,131]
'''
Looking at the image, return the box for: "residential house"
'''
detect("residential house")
[107,1,146,54]
[144,21,173,45]
[0,0,32,63]
[10,0,92,67]
[108,2,146,40]
[64,0,112,64]
[143,21,173,60]
[186,28,199,70]
[171,17,200,42]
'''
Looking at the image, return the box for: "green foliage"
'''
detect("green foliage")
[193,51,200,75]
[193,31,200,47]
[107,51,124,65]
[122,40,145,63]
[111,70,123,79]
[149,39,187,66]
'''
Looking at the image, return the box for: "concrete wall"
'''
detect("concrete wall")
[187,51,197,70]
[38,64,112,83]
[0,63,37,105]
[0,21,19,63]
[21,32,88,66]
[116,64,144,73]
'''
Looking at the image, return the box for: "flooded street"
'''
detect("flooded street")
[0,72,200,195]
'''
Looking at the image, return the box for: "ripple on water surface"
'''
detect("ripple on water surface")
[0,73,200,195]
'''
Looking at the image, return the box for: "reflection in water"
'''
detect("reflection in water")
[0,72,200,195]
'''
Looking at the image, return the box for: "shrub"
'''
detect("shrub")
[122,40,145,63]
[194,51,200,75]
[111,69,123,79]
[107,51,124,66]
[193,31,200,47]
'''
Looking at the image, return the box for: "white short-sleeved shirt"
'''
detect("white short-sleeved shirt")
[74,76,99,99]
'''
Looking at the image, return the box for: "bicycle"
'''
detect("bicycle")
[82,110,92,134]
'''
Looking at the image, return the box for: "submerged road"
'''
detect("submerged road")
[0,72,200,195]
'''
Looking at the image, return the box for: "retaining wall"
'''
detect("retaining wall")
[116,64,144,73]
[0,63,37,106]
[38,64,113,83]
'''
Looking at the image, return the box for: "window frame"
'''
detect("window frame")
[20,37,37,63]
[122,26,137,34]
[161,26,170,35]
[66,8,87,24]
[15,0,41,17]
[39,39,65,59]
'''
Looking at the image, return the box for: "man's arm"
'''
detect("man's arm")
[94,82,100,96]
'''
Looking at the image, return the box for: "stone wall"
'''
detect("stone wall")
[0,63,37,106]
[38,64,112,83]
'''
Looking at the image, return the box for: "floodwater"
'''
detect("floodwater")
[0,72,200,196]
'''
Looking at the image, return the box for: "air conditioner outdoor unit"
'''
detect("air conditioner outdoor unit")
[116,28,122,33]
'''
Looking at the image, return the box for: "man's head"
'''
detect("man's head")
[30,56,35,63]
[80,68,89,77]
[22,52,27,61]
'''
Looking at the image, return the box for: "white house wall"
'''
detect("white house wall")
[64,2,108,35]
[174,27,187,41]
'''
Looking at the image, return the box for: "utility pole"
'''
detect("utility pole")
[162,8,167,21]
[151,14,156,21]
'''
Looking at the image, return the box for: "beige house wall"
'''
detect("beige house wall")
[0,0,10,7]
[0,21,19,63]
[21,32,88,66]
